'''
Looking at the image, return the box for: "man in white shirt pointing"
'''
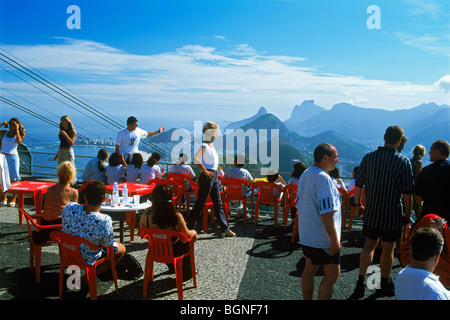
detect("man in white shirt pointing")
[115,116,164,163]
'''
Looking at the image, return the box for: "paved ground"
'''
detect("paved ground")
[0,194,404,310]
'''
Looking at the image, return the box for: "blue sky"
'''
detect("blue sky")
[0,0,449,133]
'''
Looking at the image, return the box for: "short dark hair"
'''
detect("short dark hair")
[384,126,403,145]
[313,143,333,163]
[432,140,450,157]
[84,181,106,206]
[127,116,138,125]
[411,227,443,262]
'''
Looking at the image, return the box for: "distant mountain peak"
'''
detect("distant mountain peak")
[285,100,325,125]
[225,106,269,130]
[256,106,268,115]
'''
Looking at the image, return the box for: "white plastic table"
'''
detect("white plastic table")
[101,198,151,243]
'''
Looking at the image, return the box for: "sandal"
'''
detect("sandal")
[8,202,16,207]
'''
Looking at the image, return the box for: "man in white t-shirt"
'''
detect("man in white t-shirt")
[297,142,341,300]
[395,227,450,300]
[115,116,165,162]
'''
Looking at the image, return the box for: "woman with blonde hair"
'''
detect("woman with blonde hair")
[0,118,25,206]
[33,161,78,245]
[54,115,77,167]
[186,121,235,237]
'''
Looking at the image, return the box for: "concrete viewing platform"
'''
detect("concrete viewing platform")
[0,195,403,308]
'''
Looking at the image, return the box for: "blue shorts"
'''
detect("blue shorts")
[101,244,119,257]
[5,153,20,181]
[302,245,340,265]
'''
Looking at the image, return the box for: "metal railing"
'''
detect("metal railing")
[18,147,354,184]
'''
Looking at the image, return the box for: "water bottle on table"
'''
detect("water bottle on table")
[122,184,129,205]
[112,182,119,206]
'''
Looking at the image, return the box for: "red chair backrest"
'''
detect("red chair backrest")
[253,181,283,204]
[22,208,61,238]
[148,178,181,200]
[283,184,298,207]
[138,228,190,264]
[221,178,249,201]
[189,181,213,203]
[167,173,193,193]
[50,231,104,268]
[77,180,94,205]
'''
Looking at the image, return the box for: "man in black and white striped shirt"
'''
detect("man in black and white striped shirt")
[349,126,414,299]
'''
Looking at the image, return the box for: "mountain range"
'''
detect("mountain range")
[284,100,450,148]
[149,100,449,177]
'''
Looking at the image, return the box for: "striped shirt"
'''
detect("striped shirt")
[355,146,413,231]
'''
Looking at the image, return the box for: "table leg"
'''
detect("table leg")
[119,214,124,244]
[35,191,43,215]
[17,194,25,225]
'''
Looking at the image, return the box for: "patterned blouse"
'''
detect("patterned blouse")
[62,202,114,265]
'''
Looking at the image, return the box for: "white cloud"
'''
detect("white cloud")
[396,32,450,56]
[403,0,443,20]
[1,38,448,122]
[435,75,450,93]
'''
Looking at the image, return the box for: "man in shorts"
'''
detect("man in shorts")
[297,143,341,300]
[349,126,414,299]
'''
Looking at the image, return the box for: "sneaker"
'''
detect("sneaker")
[348,281,365,300]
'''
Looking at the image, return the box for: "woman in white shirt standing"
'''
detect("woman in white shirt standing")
[186,122,235,237]
[0,118,25,206]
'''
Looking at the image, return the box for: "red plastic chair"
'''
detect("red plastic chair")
[50,231,119,300]
[282,184,297,229]
[147,178,180,204]
[138,228,197,300]
[221,178,250,223]
[76,180,94,205]
[251,181,283,228]
[22,209,61,282]
[190,181,217,232]
[347,188,365,234]
[128,178,181,241]
[167,173,194,214]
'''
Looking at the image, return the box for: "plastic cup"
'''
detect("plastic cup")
[133,195,140,205]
